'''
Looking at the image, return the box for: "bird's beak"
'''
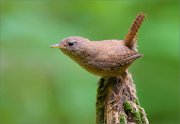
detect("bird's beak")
[49,44,61,48]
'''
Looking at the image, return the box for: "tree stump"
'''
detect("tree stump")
[96,71,149,124]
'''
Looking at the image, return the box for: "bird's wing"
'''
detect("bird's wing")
[92,46,142,70]
[117,51,142,66]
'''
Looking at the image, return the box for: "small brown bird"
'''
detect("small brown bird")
[50,13,145,77]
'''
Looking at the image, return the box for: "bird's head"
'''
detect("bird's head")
[50,36,89,56]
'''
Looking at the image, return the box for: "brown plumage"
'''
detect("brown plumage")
[50,13,145,77]
[124,12,145,50]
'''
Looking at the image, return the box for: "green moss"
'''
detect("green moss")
[138,107,144,117]
[119,113,127,124]
[133,110,142,123]
[135,98,140,105]
[124,101,133,112]
[138,107,148,124]
[124,101,143,124]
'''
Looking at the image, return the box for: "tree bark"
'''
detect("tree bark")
[96,71,149,124]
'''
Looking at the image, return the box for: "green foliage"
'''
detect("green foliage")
[0,1,179,124]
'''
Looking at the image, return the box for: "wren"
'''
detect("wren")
[50,13,145,77]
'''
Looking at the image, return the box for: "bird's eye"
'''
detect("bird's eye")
[68,42,74,46]
[68,41,76,46]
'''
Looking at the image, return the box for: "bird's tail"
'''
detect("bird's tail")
[124,12,145,50]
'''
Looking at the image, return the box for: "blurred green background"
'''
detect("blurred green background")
[0,1,179,124]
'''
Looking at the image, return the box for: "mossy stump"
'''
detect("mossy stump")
[96,72,149,124]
